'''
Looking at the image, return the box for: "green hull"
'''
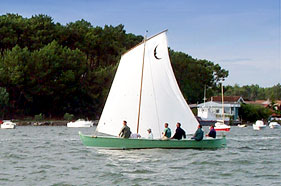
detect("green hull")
[79,132,226,149]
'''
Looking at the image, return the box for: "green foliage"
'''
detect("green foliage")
[0,13,229,118]
[170,50,228,103]
[63,113,74,121]
[34,113,44,121]
[0,87,9,118]
[191,108,198,116]
[239,103,272,122]
[224,83,281,101]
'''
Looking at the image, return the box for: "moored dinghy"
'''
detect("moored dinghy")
[1,120,16,129]
[238,124,247,128]
[67,119,93,128]
[269,122,280,129]
[253,120,266,130]
[79,31,226,149]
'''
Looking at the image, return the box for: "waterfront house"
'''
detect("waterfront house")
[197,96,244,121]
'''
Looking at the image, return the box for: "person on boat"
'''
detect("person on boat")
[130,133,141,139]
[147,128,153,139]
[191,124,204,141]
[206,125,216,138]
[162,123,171,139]
[119,120,131,138]
[171,122,186,140]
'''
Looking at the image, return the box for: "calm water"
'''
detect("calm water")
[0,126,281,186]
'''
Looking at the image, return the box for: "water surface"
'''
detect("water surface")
[1,126,280,185]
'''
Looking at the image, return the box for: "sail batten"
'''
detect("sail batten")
[97,31,198,138]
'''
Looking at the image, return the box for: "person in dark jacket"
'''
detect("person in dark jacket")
[206,125,216,138]
[119,120,131,138]
[171,122,186,140]
[191,124,204,141]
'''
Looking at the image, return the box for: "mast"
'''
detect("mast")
[203,85,207,107]
[136,31,147,134]
[221,83,225,123]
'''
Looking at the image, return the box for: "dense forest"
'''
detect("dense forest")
[224,84,281,101]
[0,13,279,120]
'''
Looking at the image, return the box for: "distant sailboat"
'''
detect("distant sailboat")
[214,84,231,131]
[79,30,226,149]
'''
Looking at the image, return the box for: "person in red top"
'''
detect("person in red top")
[206,125,216,138]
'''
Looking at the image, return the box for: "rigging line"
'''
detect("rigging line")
[221,83,225,123]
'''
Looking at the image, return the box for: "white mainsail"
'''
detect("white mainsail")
[97,31,198,138]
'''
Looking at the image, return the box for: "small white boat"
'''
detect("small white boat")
[67,119,93,128]
[238,124,247,128]
[253,120,266,130]
[213,84,230,132]
[1,120,16,129]
[269,122,280,129]
[214,120,231,131]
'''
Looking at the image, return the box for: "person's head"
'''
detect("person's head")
[176,122,181,128]
[147,128,151,133]
[164,123,168,128]
[123,120,127,126]
[198,124,202,128]
[210,125,214,129]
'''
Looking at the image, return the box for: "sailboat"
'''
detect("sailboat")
[79,30,226,149]
[214,84,231,131]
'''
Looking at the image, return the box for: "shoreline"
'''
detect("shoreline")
[11,120,99,126]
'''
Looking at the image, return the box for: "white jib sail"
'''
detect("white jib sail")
[97,31,198,138]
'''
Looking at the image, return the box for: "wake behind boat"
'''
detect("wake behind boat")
[79,30,226,149]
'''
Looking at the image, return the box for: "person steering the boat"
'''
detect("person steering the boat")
[206,125,216,138]
[171,122,186,140]
[191,124,204,141]
[118,120,131,138]
[162,123,171,139]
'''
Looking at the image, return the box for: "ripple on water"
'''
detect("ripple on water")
[1,126,280,186]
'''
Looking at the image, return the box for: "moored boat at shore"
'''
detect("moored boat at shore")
[214,120,231,131]
[0,120,16,129]
[269,122,280,129]
[253,120,266,130]
[67,119,93,128]
[238,124,247,128]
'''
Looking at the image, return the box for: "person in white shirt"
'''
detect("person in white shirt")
[147,128,153,139]
[130,133,141,139]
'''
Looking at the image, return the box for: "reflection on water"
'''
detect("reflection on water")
[0,126,281,185]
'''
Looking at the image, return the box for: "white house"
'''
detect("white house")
[197,96,244,121]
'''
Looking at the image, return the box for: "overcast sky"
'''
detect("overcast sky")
[1,0,280,87]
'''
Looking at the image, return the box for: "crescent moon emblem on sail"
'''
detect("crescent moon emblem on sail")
[154,45,161,60]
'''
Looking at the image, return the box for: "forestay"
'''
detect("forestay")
[97,31,198,138]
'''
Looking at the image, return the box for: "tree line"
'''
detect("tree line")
[0,13,277,120]
[224,84,281,101]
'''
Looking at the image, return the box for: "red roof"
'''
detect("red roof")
[210,96,242,102]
